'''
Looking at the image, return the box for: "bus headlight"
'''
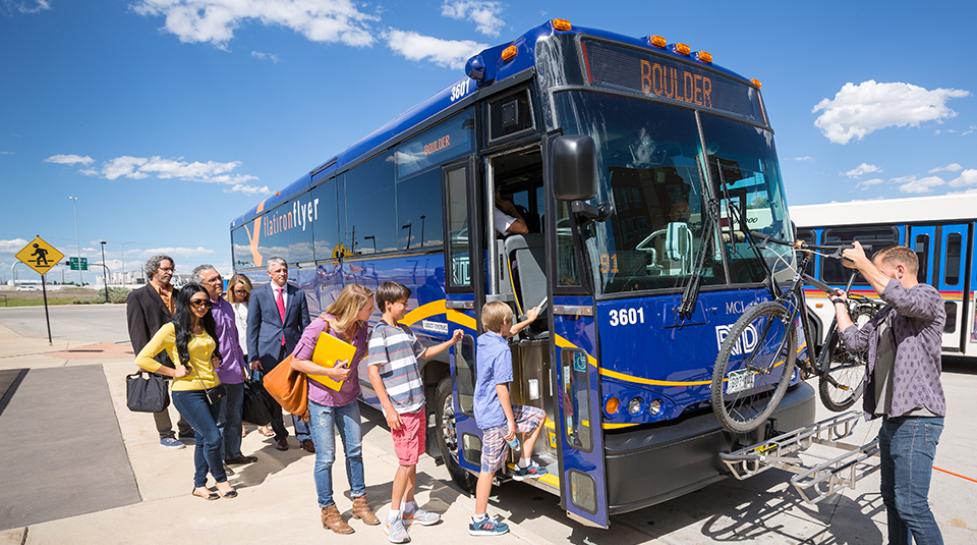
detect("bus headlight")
[628,397,642,415]
[649,399,663,416]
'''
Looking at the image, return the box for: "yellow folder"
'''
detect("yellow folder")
[308,331,357,392]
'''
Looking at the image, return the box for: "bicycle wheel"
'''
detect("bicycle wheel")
[817,303,875,411]
[711,300,798,434]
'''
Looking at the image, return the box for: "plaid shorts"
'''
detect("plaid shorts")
[479,404,545,473]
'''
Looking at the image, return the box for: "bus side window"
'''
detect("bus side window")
[914,234,930,284]
[796,228,816,277]
[822,226,900,284]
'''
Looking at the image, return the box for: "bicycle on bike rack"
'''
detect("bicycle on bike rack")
[710,234,884,434]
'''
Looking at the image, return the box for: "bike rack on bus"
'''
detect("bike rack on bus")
[719,411,879,505]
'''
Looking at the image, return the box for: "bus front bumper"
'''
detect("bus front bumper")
[603,382,816,515]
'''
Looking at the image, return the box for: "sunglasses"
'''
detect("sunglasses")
[190,299,212,308]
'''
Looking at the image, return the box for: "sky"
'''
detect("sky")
[1,0,975,284]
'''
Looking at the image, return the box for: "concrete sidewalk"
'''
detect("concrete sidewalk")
[1,355,544,545]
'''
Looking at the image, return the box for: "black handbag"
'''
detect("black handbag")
[242,379,272,425]
[204,384,227,406]
[126,371,170,413]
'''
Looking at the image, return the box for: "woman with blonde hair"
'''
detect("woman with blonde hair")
[290,284,380,534]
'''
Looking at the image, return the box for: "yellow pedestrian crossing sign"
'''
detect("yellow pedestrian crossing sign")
[15,235,65,276]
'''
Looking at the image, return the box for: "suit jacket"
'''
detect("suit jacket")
[247,282,311,369]
[126,283,175,368]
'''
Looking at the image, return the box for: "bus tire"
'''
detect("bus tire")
[434,376,476,493]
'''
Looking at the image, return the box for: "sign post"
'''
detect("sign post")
[15,235,65,346]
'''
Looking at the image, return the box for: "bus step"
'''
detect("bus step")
[719,410,879,505]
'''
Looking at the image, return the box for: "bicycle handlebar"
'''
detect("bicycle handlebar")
[749,231,853,259]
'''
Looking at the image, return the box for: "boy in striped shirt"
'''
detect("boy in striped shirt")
[367,281,463,543]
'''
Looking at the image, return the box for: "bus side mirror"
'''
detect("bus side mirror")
[552,136,598,202]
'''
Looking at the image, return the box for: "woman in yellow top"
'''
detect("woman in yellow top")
[136,282,237,500]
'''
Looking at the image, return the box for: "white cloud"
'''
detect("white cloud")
[384,29,486,70]
[139,246,215,257]
[440,0,504,37]
[0,238,28,252]
[1,0,49,15]
[230,183,271,195]
[929,163,963,174]
[962,125,976,136]
[856,177,886,190]
[812,80,970,144]
[790,155,814,162]
[56,154,268,194]
[842,162,881,178]
[0,150,14,155]
[132,0,377,49]
[45,153,94,166]
[948,169,977,187]
[895,175,946,194]
[250,50,280,63]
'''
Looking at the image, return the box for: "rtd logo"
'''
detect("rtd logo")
[715,324,760,356]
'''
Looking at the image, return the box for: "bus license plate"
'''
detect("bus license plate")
[726,369,755,394]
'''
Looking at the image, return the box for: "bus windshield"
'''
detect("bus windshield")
[555,91,791,294]
[700,113,793,282]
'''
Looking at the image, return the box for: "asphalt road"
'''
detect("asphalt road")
[0,304,128,344]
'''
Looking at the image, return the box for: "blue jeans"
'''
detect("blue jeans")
[309,400,365,507]
[879,416,944,545]
[172,390,228,488]
[218,382,244,460]
[293,413,311,442]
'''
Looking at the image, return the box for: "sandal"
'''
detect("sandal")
[216,483,238,499]
[192,488,219,501]
[258,425,274,437]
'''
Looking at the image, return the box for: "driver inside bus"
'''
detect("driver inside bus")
[494,190,529,236]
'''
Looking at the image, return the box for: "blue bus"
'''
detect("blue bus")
[230,19,815,528]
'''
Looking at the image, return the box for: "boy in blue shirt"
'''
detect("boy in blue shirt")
[469,301,545,536]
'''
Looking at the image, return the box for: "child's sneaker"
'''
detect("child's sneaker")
[384,518,410,543]
[469,515,509,536]
[403,507,441,527]
[512,461,548,481]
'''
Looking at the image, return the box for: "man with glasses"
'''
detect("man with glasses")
[247,257,312,451]
[126,255,194,449]
[193,265,257,466]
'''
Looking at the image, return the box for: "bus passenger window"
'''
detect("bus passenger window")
[795,229,816,277]
[445,166,472,287]
[914,234,930,283]
[945,233,961,286]
[822,226,899,284]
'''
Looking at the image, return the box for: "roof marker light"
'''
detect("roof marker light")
[752,78,763,89]
[551,18,572,31]
[501,44,518,62]
[648,35,667,48]
[695,50,713,63]
[673,43,691,56]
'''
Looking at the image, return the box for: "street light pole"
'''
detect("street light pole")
[100,240,109,303]
[68,196,81,285]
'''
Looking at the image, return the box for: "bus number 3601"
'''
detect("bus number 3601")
[608,307,645,326]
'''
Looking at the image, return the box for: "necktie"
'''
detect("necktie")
[276,287,286,345]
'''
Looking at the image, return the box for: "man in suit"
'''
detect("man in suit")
[248,257,313,452]
[126,255,193,449]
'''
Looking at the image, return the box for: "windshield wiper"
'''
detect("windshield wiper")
[677,197,718,319]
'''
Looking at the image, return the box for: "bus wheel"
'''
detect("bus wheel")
[435,377,475,493]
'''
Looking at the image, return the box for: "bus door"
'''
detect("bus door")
[937,224,968,351]
[443,158,485,476]
[545,136,610,529]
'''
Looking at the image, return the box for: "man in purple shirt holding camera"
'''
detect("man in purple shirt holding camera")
[833,242,946,545]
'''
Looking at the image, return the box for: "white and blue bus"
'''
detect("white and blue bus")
[792,193,977,359]
[231,19,814,527]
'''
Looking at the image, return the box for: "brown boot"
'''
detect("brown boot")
[351,495,380,526]
[321,504,354,534]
